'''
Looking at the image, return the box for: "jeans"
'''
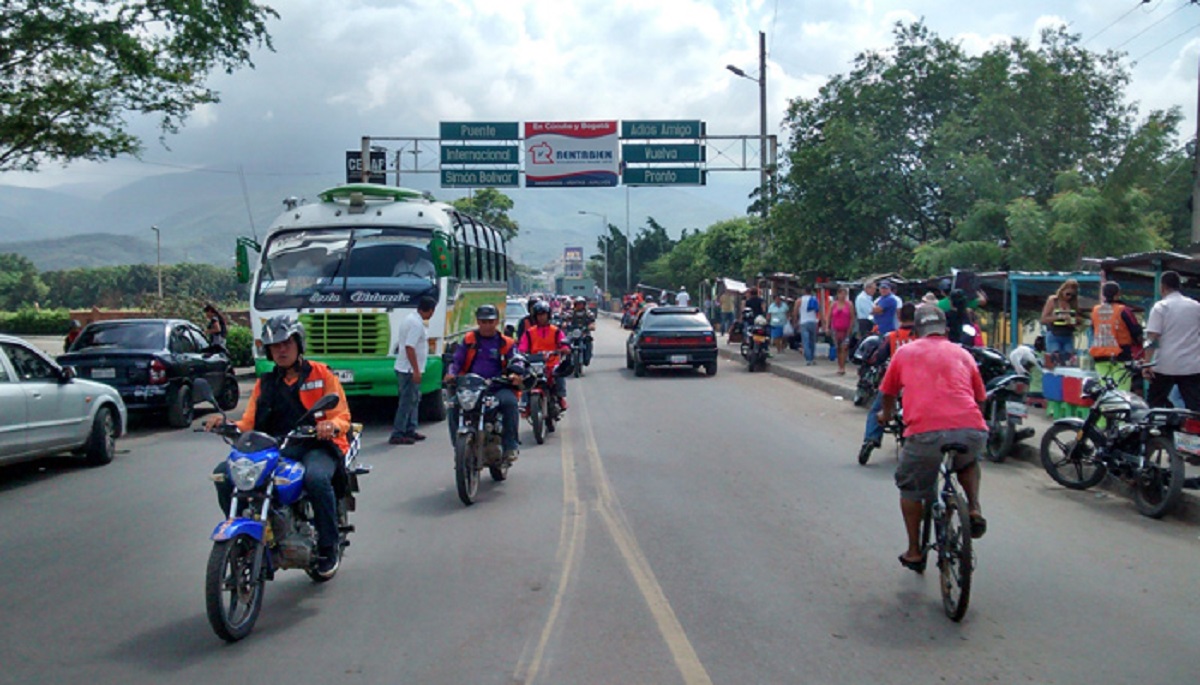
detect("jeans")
[1147,373,1200,412]
[214,444,341,551]
[391,371,419,438]
[721,312,734,333]
[863,393,885,444]
[800,321,817,362]
[1045,332,1075,362]
[583,338,593,365]
[448,386,520,451]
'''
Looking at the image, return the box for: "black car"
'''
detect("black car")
[59,319,239,427]
[625,306,718,377]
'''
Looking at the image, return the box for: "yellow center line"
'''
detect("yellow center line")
[514,419,587,685]
[577,386,715,685]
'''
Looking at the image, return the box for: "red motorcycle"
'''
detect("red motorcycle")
[520,351,568,444]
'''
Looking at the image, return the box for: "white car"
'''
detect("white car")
[504,298,528,337]
[0,334,127,467]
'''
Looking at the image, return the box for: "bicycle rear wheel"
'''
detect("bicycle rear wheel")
[938,489,973,622]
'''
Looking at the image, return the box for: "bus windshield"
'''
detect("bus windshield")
[255,227,438,309]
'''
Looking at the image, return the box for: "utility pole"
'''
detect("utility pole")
[758,30,768,218]
[151,225,162,299]
[1192,55,1200,254]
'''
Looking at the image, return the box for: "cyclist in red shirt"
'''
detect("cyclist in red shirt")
[877,304,988,573]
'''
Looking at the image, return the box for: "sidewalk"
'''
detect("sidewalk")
[717,334,1200,524]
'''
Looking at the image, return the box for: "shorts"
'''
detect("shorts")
[770,325,784,339]
[894,429,986,502]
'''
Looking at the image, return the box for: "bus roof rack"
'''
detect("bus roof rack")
[317,184,426,204]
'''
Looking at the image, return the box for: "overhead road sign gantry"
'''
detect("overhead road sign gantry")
[441,169,519,188]
[622,167,706,186]
[622,144,706,164]
[440,145,520,165]
[621,120,705,139]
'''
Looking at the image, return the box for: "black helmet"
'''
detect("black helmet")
[69,319,82,330]
[527,295,540,309]
[852,335,884,366]
[475,304,500,321]
[949,288,968,309]
[506,353,528,377]
[260,315,305,359]
[532,301,551,317]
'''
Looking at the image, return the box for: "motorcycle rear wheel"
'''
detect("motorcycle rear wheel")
[205,535,264,642]
[531,396,545,444]
[455,434,480,505]
[1133,435,1184,519]
[1040,424,1106,490]
[984,420,1015,463]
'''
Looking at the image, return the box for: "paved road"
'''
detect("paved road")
[2,320,1197,684]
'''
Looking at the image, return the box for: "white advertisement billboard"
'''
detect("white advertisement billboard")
[524,121,619,187]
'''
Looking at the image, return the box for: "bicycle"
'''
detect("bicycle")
[918,442,975,622]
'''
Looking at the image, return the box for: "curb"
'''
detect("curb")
[717,346,854,399]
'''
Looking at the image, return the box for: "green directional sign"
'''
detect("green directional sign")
[440,145,519,165]
[622,168,706,186]
[621,120,705,139]
[439,121,520,141]
[441,169,519,188]
[622,144,705,164]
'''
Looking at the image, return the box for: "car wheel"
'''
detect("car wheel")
[217,374,240,411]
[167,384,194,428]
[84,406,117,466]
[704,361,717,376]
[634,361,646,377]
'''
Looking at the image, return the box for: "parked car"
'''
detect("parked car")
[625,306,718,377]
[59,319,239,428]
[0,334,127,467]
[505,298,528,337]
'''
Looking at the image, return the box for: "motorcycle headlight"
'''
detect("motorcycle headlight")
[229,457,268,491]
[530,362,545,375]
[457,387,482,411]
[570,329,583,339]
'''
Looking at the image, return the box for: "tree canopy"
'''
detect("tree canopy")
[451,188,520,242]
[1,0,278,172]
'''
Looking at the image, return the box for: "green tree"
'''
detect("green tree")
[0,253,49,309]
[1,0,278,171]
[451,188,520,242]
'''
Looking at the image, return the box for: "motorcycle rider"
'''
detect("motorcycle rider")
[877,304,988,572]
[444,304,522,464]
[516,295,540,340]
[859,303,918,459]
[205,315,351,578]
[518,300,571,411]
[565,296,596,366]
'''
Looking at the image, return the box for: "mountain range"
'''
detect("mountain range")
[0,168,754,272]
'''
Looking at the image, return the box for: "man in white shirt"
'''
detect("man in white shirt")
[391,245,437,279]
[1142,271,1200,411]
[855,281,877,337]
[675,286,690,307]
[390,296,437,445]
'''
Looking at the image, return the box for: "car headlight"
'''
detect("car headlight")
[229,457,268,491]
[457,387,482,411]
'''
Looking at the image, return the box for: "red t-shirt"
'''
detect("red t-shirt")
[879,336,987,437]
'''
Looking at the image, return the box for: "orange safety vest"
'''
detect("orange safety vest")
[888,326,917,356]
[1090,302,1133,359]
[459,330,515,376]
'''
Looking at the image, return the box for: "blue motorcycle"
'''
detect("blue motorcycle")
[192,379,368,642]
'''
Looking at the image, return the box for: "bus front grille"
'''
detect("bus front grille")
[300,313,390,356]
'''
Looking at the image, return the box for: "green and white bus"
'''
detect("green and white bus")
[240,184,509,420]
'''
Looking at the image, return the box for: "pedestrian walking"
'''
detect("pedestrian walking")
[767,293,790,353]
[390,296,437,445]
[675,286,690,306]
[1142,271,1200,411]
[827,287,854,374]
[795,287,820,364]
[719,290,736,334]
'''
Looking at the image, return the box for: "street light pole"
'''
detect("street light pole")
[577,210,608,296]
[150,225,162,299]
[727,30,769,218]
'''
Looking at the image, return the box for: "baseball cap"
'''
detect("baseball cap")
[878,280,893,290]
[914,303,947,337]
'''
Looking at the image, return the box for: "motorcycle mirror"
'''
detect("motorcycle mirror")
[193,378,216,405]
[296,393,341,425]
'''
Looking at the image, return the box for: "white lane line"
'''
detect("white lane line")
[578,386,715,685]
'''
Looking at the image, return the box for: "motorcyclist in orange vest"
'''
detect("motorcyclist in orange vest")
[1090,281,1143,390]
[518,300,570,411]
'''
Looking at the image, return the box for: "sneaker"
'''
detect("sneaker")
[408,432,427,441]
[389,435,415,445]
[316,547,339,578]
[503,449,519,464]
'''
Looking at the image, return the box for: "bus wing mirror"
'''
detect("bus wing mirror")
[429,233,453,278]
[236,237,261,284]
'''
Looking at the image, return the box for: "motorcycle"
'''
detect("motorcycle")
[851,335,886,407]
[567,325,591,378]
[192,378,368,642]
[1039,361,1200,519]
[521,351,566,444]
[447,371,518,506]
[738,310,770,372]
[858,397,905,465]
[968,344,1034,462]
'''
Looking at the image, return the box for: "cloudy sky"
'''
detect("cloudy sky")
[3,0,1198,206]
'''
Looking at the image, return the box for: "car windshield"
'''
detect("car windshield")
[255,227,438,309]
[507,301,528,319]
[642,312,711,331]
[72,323,165,351]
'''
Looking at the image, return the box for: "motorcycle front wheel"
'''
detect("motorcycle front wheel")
[205,535,264,642]
[1040,424,1107,490]
[531,395,545,445]
[1133,435,1184,519]
[455,434,480,505]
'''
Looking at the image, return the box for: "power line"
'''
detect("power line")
[1131,20,1200,62]
[1112,1,1191,50]
[1083,0,1154,46]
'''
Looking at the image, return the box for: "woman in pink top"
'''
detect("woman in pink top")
[826,287,855,374]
